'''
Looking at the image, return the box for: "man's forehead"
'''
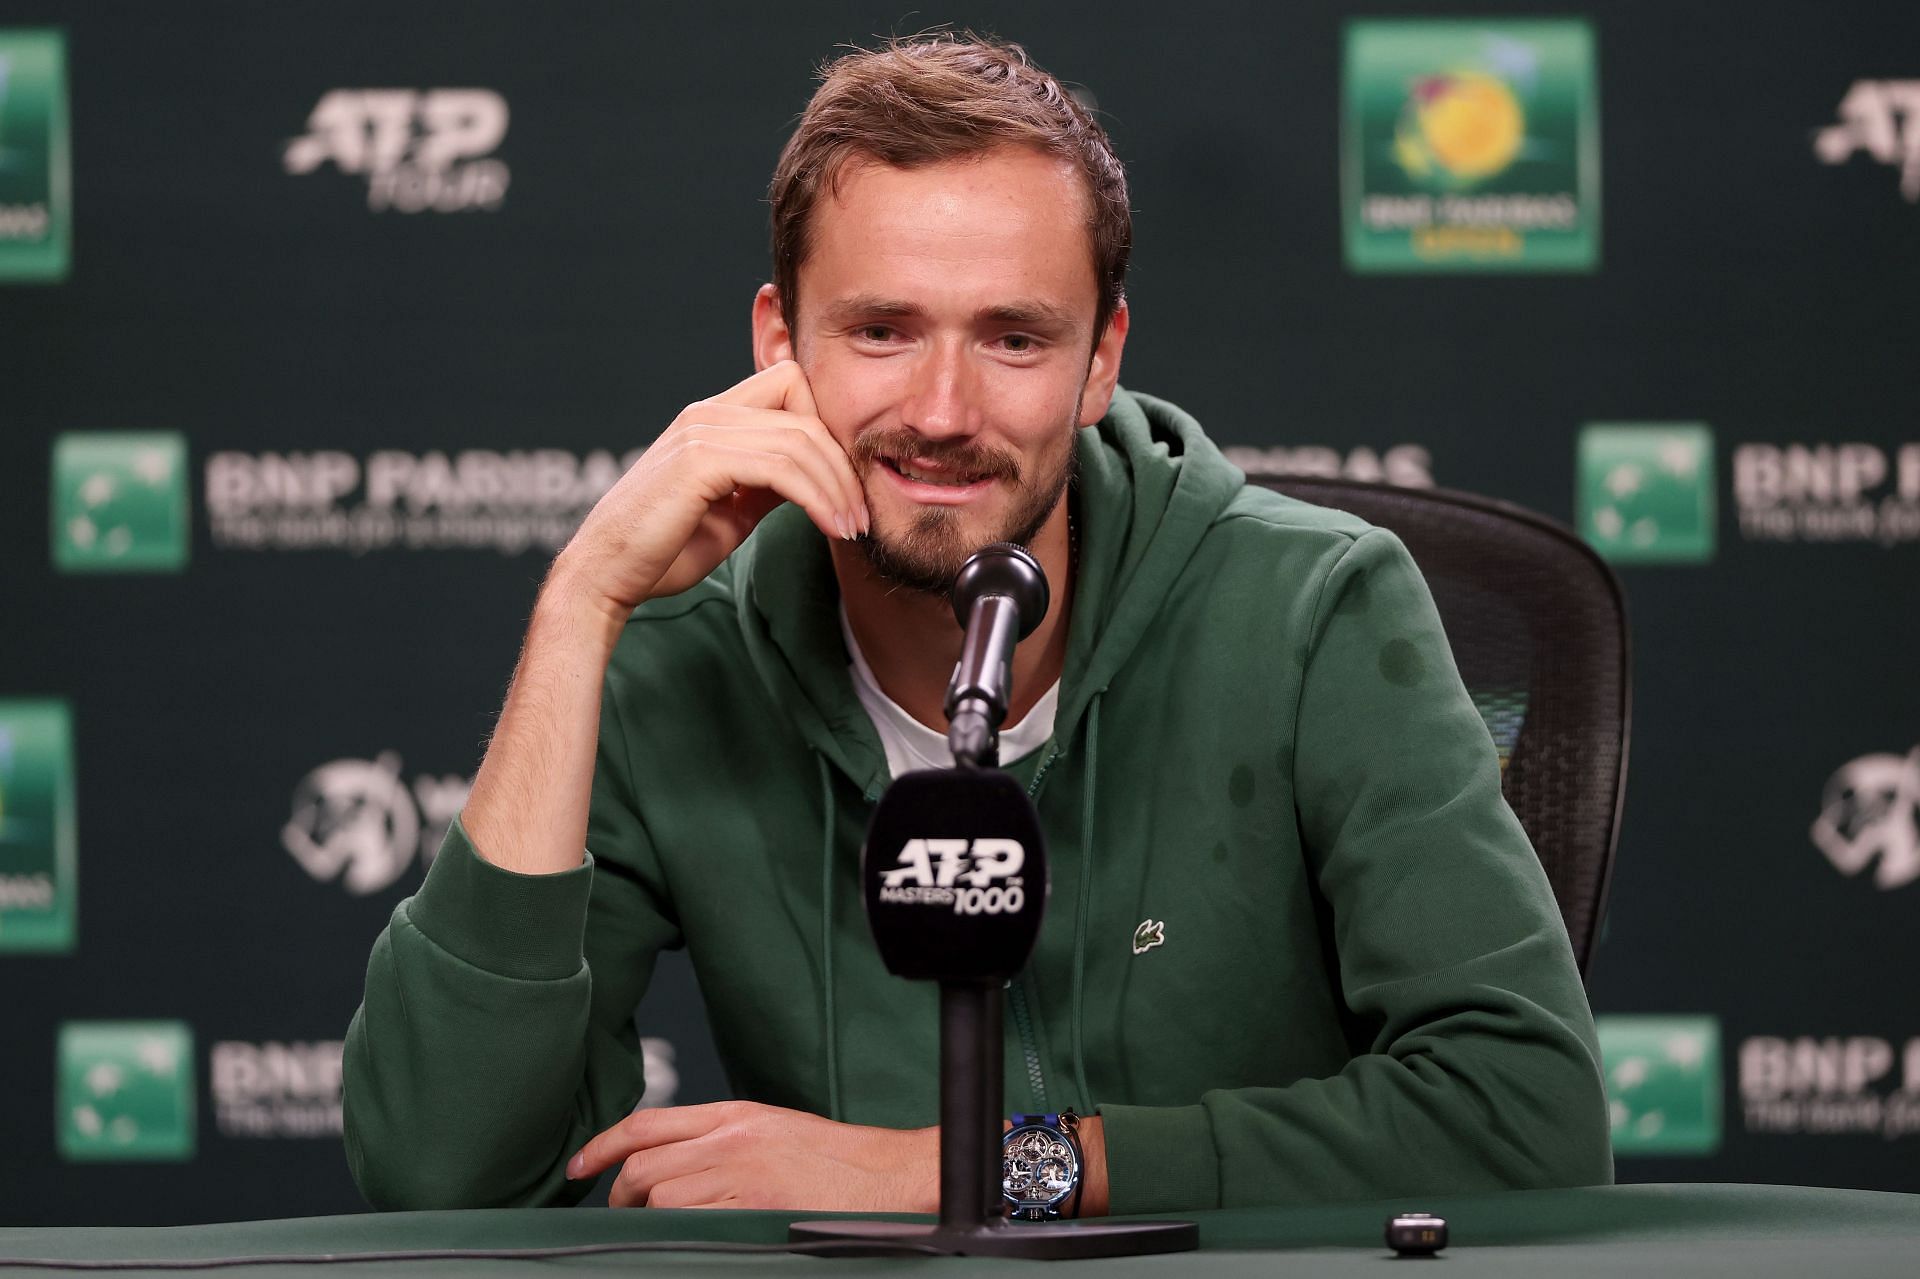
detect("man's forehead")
[801,147,1099,320]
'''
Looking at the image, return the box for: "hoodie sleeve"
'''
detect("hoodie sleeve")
[1100,527,1613,1212]
[342,671,681,1209]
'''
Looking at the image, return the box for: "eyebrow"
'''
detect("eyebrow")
[819,295,1081,332]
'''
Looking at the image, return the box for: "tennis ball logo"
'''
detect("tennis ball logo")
[1394,71,1525,184]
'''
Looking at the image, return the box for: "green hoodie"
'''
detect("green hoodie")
[343,389,1612,1213]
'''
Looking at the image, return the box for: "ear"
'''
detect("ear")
[1075,301,1131,427]
[752,284,795,371]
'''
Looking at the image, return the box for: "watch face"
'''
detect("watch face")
[1001,1124,1079,1208]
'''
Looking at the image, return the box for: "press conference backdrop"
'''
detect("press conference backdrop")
[1,0,1915,1226]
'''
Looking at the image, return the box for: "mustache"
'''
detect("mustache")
[847,429,1022,483]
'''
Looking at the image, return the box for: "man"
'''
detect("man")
[343,35,1611,1215]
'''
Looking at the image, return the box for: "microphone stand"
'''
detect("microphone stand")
[790,550,1195,1259]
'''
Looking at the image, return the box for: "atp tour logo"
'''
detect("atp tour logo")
[1814,81,1920,202]
[879,838,1028,915]
[281,753,469,895]
[1810,747,1920,891]
[284,89,509,213]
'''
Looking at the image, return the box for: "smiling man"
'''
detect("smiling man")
[343,35,1611,1216]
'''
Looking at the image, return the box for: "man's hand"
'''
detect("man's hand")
[554,360,869,624]
[567,1101,937,1211]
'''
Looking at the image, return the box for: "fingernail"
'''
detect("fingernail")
[566,1152,585,1179]
[859,506,872,535]
[834,515,849,540]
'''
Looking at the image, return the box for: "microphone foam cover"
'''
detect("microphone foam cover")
[862,768,1049,983]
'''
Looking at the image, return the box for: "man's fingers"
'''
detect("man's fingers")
[676,420,863,536]
[674,403,866,533]
[567,1103,733,1181]
[773,360,821,421]
[633,1169,736,1210]
[709,359,820,421]
[678,441,855,543]
[607,1141,721,1207]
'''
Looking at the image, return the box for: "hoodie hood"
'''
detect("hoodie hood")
[731,387,1247,784]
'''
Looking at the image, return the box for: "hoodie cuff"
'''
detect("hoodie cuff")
[405,814,593,982]
[1098,1102,1221,1215]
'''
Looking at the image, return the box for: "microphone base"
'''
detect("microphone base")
[789,1217,1199,1259]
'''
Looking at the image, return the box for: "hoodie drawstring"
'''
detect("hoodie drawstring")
[816,754,844,1121]
[1067,693,1102,1114]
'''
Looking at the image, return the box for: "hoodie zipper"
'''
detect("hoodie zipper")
[1006,978,1048,1110]
[1006,745,1065,1112]
[862,746,1064,1113]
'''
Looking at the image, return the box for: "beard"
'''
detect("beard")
[849,424,1078,597]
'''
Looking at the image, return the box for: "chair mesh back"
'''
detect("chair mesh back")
[1255,477,1630,978]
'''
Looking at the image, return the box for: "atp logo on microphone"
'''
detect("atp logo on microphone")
[879,837,1027,915]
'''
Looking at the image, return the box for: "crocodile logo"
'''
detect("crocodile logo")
[1132,919,1166,955]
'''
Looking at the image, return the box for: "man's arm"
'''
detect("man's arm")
[464,361,868,877]
[1097,528,1612,1213]
[342,362,870,1209]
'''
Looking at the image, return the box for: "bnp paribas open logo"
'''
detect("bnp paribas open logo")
[51,433,191,573]
[0,28,71,282]
[0,700,76,953]
[1342,19,1599,272]
[57,1021,196,1161]
[1598,1015,1723,1156]
[1577,424,1716,564]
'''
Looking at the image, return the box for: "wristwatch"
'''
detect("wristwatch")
[1001,1110,1082,1221]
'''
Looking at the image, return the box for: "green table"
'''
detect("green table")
[3,1184,1916,1276]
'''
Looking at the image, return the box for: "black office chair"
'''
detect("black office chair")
[1254,476,1630,981]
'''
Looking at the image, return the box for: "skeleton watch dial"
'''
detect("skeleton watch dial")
[1001,1123,1079,1208]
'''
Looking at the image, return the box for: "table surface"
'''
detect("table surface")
[3,1183,1917,1276]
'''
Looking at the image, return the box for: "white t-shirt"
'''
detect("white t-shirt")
[840,604,1060,779]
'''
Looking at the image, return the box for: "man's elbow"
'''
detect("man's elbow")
[1491,1050,1615,1190]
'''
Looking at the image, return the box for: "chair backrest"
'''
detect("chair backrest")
[1253,476,1630,980]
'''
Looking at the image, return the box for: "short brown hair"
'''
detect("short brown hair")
[768,34,1131,347]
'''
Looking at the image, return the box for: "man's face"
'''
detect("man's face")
[765,146,1124,593]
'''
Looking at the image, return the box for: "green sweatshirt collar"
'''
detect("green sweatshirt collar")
[732,387,1245,790]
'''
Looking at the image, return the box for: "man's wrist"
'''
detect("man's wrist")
[913,1125,941,1214]
[537,555,632,652]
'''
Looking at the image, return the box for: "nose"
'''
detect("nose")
[899,338,981,441]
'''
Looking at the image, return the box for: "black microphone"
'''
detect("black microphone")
[859,762,1048,1229]
[861,768,1048,983]
[944,543,1050,768]
[798,540,1196,1259]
